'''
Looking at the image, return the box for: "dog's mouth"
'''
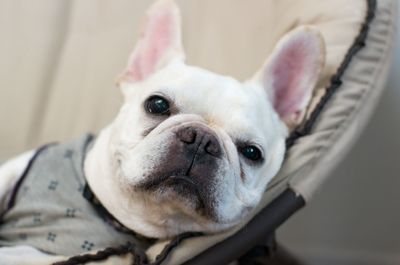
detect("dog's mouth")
[163,175,197,189]
[136,173,212,218]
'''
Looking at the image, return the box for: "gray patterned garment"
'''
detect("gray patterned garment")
[0,134,152,256]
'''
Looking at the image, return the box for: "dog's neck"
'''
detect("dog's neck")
[84,126,167,238]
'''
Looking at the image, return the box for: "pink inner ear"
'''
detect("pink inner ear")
[126,7,176,82]
[270,38,314,119]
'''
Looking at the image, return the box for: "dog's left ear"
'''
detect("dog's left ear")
[251,26,325,129]
[118,0,184,86]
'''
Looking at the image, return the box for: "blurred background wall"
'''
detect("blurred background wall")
[0,0,289,159]
[0,1,398,264]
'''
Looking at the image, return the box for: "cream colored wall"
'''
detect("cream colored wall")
[0,0,281,159]
[0,0,364,160]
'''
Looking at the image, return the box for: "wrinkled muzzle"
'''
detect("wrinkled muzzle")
[135,124,225,220]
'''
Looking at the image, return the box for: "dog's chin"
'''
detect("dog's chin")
[136,174,218,221]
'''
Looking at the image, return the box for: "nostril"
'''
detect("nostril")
[205,140,221,156]
[177,127,197,144]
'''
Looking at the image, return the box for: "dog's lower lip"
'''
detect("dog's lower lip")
[138,174,195,191]
[137,174,212,219]
[166,175,207,211]
[168,175,196,186]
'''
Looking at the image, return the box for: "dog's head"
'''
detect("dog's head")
[98,0,324,237]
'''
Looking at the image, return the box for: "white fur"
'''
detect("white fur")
[85,62,288,238]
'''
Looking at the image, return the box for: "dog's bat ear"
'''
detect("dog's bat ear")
[118,0,184,85]
[251,26,325,129]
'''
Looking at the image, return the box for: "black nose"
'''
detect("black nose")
[176,126,221,157]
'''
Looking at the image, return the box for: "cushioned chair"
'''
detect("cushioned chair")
[0,0,396,264]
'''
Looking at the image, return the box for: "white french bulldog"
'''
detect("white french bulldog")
[0,0,325,263]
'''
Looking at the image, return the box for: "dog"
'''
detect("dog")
[0,0,325,263]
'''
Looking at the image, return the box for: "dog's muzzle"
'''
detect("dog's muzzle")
[176,125,222,159]
[137,124,224,219]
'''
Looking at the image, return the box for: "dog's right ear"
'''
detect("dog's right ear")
[118,0,184,86]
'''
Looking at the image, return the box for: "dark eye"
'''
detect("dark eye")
[145,96,170,115]
[240,145,262,161]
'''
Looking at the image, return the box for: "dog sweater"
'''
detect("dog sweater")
[0,134,152,256]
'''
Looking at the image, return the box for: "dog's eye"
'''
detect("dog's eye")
[240,145,262,162]
[145,96,170,115]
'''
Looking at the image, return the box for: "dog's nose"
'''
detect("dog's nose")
[176,127,197,144]
[176,126,221,157]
